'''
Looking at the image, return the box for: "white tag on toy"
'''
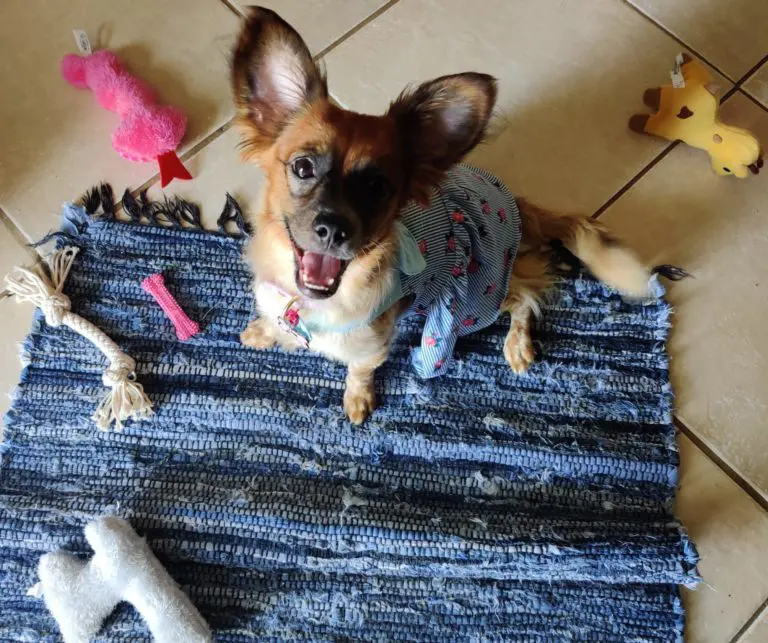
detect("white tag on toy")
[670,54,685,89]
[73,29,92,55]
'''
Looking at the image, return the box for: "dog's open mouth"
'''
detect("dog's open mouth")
[291,241,349,298]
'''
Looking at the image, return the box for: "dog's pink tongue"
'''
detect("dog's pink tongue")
[301,252,342,284]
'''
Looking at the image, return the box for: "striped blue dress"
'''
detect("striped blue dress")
[392,163,522,377]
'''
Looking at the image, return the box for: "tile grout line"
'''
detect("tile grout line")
[730,596,768,643]
[674,417,768,512]
[314,0,402,61]
[218,0,244,18]
[592,142,678,219]
[732,53,768,87]
[0,204,37,256]
[126,120,236,201]
[736,88,768,114]
[619,0,735,83]
[726,52,768,113]
[721,53,768,108]
[216,0,402,62]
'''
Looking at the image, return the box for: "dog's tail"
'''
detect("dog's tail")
[518,199,652,298]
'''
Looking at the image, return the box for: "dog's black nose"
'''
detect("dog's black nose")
[313,214,351,249]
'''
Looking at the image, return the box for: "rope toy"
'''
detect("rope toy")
[3,247,153,431]
[34,516,211,643]
[141,273,200,341]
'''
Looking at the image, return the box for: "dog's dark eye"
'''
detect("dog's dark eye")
[292,157,315,179]
[345,168,392,213]
[363,174,390,202]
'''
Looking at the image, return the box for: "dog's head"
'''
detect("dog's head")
[232,7,496,299]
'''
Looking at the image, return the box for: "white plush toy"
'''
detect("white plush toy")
[36,516,211,643]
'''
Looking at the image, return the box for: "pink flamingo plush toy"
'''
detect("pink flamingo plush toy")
[61,50,192,187]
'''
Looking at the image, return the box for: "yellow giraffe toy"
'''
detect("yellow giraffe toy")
[629,54,762,178]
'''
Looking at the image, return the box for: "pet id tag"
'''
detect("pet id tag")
[277,298,311,349]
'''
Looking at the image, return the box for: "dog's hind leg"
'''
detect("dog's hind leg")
[501,252,553,374]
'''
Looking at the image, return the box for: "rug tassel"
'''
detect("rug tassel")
[3,246,153,431]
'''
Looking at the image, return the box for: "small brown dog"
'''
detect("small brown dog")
[231,7,652,424]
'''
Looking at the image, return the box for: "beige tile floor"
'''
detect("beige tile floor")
[1,1,766,640]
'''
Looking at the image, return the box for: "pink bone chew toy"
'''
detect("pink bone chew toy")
[61,50,192,187]
[142,273,200,341]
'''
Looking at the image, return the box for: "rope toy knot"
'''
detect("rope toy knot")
[102,360,137,388]
[40,292,71,327]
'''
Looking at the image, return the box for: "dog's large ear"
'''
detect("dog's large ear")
[231,7,327,154]
[388,73,497,204]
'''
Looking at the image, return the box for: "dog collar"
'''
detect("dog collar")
[262,222,426,341]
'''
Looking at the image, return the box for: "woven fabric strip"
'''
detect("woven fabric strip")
[0,198,698,641]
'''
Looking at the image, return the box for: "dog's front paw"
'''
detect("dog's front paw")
[504,322,535,374]
[240,319,276,350]
[344,384,377,425]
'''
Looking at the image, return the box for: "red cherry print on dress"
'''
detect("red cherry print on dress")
[451,211,465,223]
[467,258,480,274]
[425,334,441,348]
[484,283,497,295]
[462,316,479,327]
[434,358,446,370]
[418,239,428,255]
[481,200,491,216]
[498,207,507,223]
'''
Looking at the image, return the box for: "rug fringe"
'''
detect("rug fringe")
[75,183,251,237]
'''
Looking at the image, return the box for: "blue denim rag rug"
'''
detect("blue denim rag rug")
[0,186,698,641]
